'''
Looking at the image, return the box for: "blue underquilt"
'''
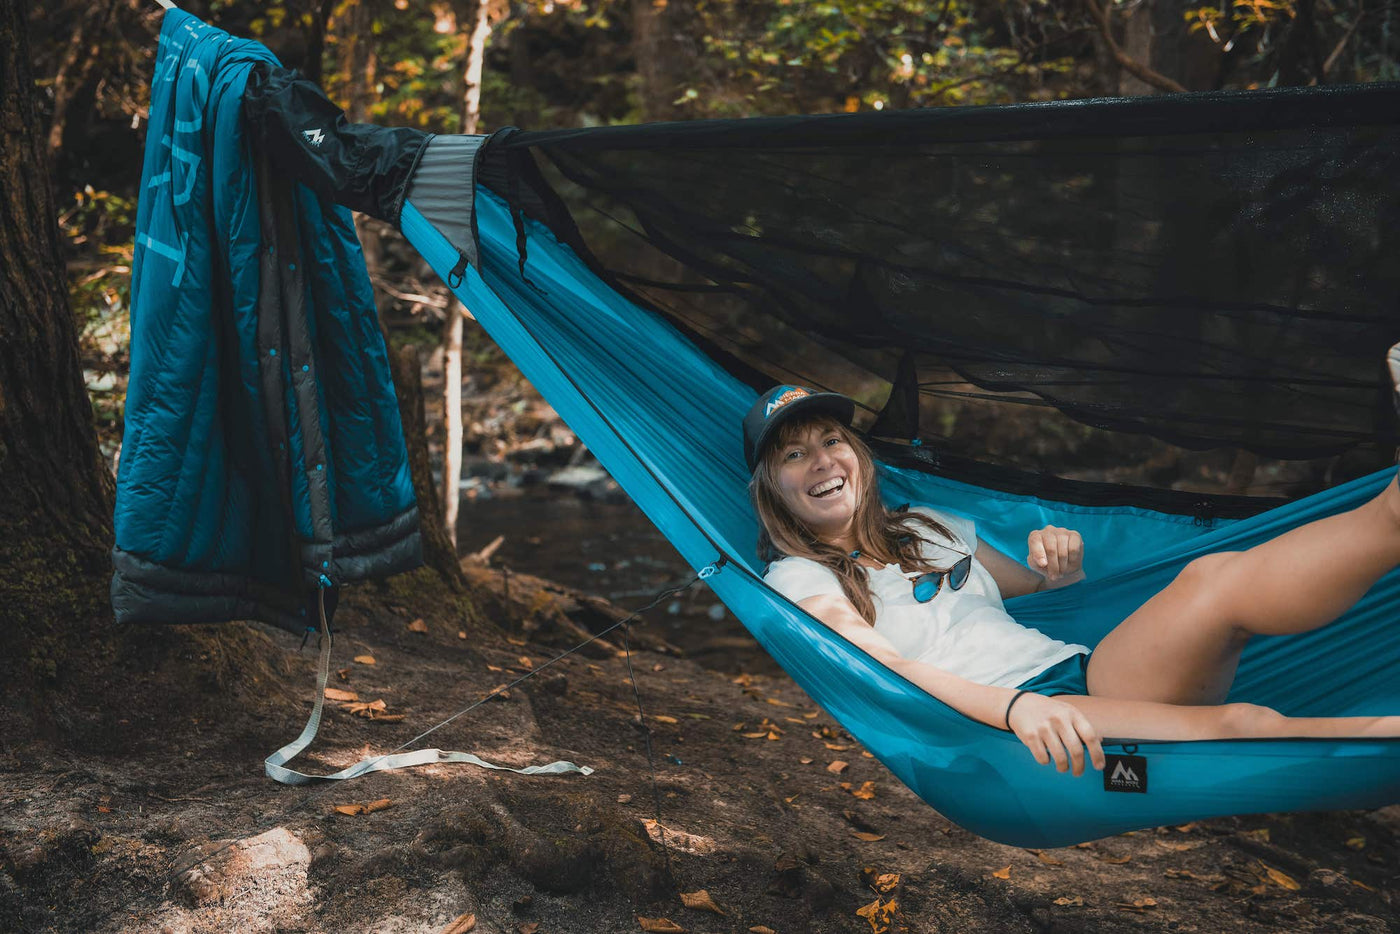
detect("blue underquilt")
[114,11,419,630]
[402,188,1400,847]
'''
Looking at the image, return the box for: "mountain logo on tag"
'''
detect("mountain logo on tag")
[1103,753,1147,793]
[302,128,325,147]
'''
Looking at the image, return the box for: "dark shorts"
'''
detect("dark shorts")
[1016,652,1091,697]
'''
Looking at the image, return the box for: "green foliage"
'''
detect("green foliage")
[60,187,134,463]
[690,0,1078,115]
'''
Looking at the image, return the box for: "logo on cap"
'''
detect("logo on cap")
[764,386,810,419]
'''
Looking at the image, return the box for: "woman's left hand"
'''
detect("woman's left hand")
[1027,526,1084,586]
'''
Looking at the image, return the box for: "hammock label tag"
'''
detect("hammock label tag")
[1103,754,1147,794]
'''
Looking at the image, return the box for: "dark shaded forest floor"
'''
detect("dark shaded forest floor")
[3,552,1400,934]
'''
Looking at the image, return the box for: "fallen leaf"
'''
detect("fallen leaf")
[653,715,679,725]
[1155,839,1197,852]
[679,889,725,915]
[336,668,351,682]
[799,757,814,765]
[440,912,476,934]
[333,798,393,816]
[1116,897,1158,911]
[517,655,533,669]
[1243,827,1270,843]
[742,731,769,739]
[765,697,795,707]
[783,793,800,804]
[639,818,717,856]
[802,711,819,719]
[324,687,358,702]
[1346,836,1366,850]
[1053,896,1084,907]
[824,743,850,751]
[855,897,898,934]
[484,684,511,701]
[858,869,900,894]
[827,760,849,774]
[1164,869,1212,881]
[749,928,777,934]
[1174,822,1199,832]
[1032,850,1064,866]
[1260,862,1300,891]
[783,717,806,724]
[652,663,665,671]
[354,655,376,665]
[617,794,633,804]
[849,781,876,800]
[408,618,429,633]
[991,866,1011,880]
[861,751,874,758]
[1094,854,1132,864]
[457,630,467,640]
[732,722,747,732]
[341,698,406,722]
[767,731,781,741]
[851,831,885,842]
[637,917,684,933]
[506,636,526,646]
[1353,879,1376,892]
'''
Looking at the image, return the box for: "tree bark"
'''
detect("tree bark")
[631,0,690,121]
[0,0,116,666]
[301,0,337,85]
[440,0,496,552]
[442,307,464,551]
[389,344,466,590]
[46,0,112,155]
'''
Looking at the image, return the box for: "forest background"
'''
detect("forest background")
[6,1,1400,932]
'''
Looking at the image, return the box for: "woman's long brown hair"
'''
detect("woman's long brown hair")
[749,414,959,624]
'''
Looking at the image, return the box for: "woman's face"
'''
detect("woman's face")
[770,421,863,544]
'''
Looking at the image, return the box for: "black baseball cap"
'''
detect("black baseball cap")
[743,385,856,472]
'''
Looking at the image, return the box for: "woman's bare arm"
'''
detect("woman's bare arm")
[976,532,1086,600]
[796,593,1105,774]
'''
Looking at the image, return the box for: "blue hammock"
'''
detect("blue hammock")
[399,189,1400,849]
[147,10,1400,847]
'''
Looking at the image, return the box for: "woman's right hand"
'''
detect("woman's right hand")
[1007,693,1105,777]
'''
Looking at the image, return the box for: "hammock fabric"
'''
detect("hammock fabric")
[144,11,1400,846]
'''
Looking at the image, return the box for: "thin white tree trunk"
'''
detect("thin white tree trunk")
[441,0,495,550]
[441,307,463,550]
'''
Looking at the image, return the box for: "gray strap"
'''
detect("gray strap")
[265,595,593,785]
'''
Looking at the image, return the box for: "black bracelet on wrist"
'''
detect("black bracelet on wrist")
[1004,689,1032,730]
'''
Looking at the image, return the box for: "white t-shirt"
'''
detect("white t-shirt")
[763,507,1088,689]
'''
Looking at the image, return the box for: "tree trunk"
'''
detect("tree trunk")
[0,0,116,670]
[441,308,464,551]
[301,0,336,85]
[631,0,690,121]
[389,344,466,589]
[440,0,496,551]
[1111,0,1219,95]
[46,0,113,156]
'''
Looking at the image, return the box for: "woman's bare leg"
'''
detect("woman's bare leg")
[1088,476,1400,705]
[1059,694,1400,746]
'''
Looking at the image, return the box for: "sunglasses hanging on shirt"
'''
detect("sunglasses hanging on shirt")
[848,547,974,602]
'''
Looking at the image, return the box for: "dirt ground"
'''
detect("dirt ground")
[3,559,1400,934]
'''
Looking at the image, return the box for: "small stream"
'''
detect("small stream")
[456,490,782,676]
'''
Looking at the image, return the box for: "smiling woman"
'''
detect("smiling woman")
[743,379,1400,780]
